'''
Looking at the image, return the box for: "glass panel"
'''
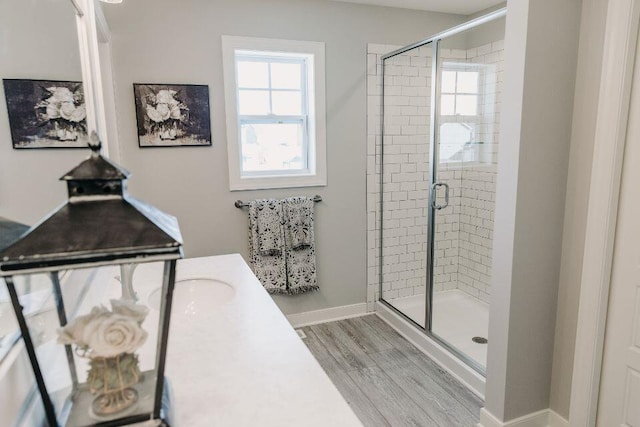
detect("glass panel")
[440,94,455,115]
[236,60,269,88]
[11,274,70,423]
[431,16,506,372]
[0,275,50,352]
[272,91,302,115]
[240,122,305,172]
[0,295,15,345]
[380,43,433,329]
[238,90,270,115]
[439,122,475,162]
[456,71,479,93]
[441,71,456,93]
[271,62,302,89]
[456,95,478,116]
[6,262,178,426]
[7,269,109,426]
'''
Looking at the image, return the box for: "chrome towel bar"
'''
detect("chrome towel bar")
[234,195,322,209]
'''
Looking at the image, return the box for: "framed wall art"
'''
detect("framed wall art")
[3,79,88,149]
[133,83,212,148]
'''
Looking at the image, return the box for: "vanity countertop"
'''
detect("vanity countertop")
[147,254,363,427]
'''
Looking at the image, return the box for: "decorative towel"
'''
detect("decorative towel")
[256,199,284,255]
[283,197,315,249]
[248,200,287,294]
[283,197,319,294]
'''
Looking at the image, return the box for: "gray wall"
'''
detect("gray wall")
[0,0,85,225]
[485,0,581,421]
[549,0,608,418]
[102,0,464,315]
[466,2,507,48]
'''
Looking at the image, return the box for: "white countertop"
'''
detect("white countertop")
[150,254,362,427]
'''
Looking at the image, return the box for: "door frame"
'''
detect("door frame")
[569,0,640,425]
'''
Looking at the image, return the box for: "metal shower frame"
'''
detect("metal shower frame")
[378,7,507,376]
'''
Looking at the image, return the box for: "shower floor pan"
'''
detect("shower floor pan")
[387,289,489,369]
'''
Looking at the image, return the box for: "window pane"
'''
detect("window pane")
[440,94,455,115]
[441,71,456,93]
[440,122,474,162]
[456,71,479,93]
[271,62,302,89]
[455,95,478,115]
[241,122,305,172]
[238,90,270,115]
[237,61,269,88]
[272,91,302,115]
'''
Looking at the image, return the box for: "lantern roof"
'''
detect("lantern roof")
[61,152,130,181]
[0,134,183,275]
[0,217,29,252]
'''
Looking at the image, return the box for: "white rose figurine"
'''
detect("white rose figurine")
[57,305,106,346]
[83,314,148,358]
[57,300,149,359]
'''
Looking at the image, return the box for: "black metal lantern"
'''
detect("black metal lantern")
[0,137,183,426]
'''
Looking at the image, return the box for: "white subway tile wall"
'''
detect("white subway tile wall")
[366,40,504,312]
[456,41,503,303]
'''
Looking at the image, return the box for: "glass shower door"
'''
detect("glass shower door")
[379,12,505,374]
[379,42,434,329]
[430,19,504,371]
[429,48,480,365]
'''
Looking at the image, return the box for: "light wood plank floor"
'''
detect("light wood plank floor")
[301,315,483,427]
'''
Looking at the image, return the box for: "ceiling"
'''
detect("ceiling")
[329,0,504,15]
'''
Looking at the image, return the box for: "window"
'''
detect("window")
[438,65,482,163]
[222,36,326,190]
[440,69,480,116]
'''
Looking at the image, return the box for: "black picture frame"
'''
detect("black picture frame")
[3,79,88,149]
[133,83,212,148]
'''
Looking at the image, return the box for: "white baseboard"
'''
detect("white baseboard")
[547,410,569,427]
[375,301,486,399]
[478,408,568,427]
[285,303,368,328]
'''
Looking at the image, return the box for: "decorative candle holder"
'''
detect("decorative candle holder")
[0,133,183,427]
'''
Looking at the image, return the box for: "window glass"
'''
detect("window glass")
[240,122,305,172]
[272,91,302,115]
[440,68,480,117]
[223,36,326,190]
[237,61,269,88]
[440,94,455,116]
[439,66,482,163]
[456,71,478,93]
[441,71,457,93]
[271,62,302,89]
[238,90,270,115]
[235,53,308,176]
[439,122,474,162]
[456,94,478,116]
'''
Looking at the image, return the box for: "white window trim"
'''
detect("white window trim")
[222,35,327,191]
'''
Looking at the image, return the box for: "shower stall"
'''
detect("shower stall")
[378,9,506,374]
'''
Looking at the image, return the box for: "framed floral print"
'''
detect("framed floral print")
[133,83,212,147]
[3,79,88,149]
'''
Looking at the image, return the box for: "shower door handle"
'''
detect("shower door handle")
[431,182,449,210]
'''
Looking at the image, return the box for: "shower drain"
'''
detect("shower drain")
[472,336,488,344]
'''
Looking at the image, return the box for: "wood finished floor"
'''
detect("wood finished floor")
[301,315,483,427]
